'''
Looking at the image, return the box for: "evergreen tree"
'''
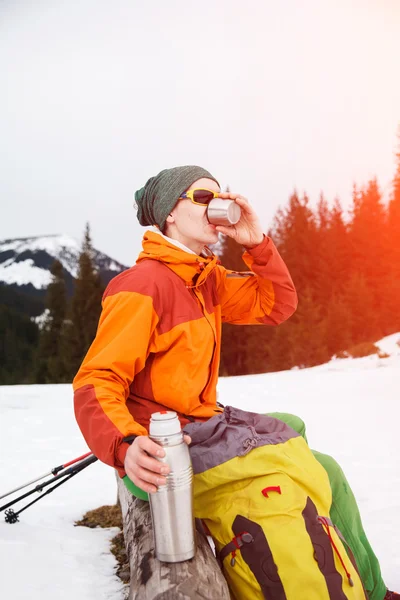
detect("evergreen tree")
[313,193,334,312]
[350,179,387,285]
[349,178,386,339]
[64,223,104,379]
[35,260,68,383]
[268,287,329,370]
[293,287,329,367]
[343,272,378,344]
[0,283,44,317]
[318,198,353,353]
[326,198,352,292]
[0,305,39,384]
[266,192,327,369]
[269,191,319,296]
[325,292,352,358]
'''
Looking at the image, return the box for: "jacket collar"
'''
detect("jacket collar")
[137,229,218,288]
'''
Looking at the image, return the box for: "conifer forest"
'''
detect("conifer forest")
[1,145,400,384]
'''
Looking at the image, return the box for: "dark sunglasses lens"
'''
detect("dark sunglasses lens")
[193,190,215,205]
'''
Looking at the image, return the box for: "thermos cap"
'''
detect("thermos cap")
[149,411,181,436]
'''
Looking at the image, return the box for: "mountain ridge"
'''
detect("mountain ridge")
[0,233,129,300]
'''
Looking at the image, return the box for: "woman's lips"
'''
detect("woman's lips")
[206,219,217,229]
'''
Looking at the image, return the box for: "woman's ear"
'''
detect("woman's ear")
[166,213,175,224]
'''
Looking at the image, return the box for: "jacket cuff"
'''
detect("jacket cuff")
[115,441,131,470]
[244,234,269,258]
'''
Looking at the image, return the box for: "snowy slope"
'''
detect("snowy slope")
[0,333,399,598]
[0,235,127,290]
[0,383,124,600]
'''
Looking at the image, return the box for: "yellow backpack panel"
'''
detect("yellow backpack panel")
[185,407,367,600]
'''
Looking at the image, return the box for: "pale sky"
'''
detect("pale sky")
[1,0,399,265]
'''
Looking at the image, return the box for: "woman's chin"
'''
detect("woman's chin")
[204,226,219,243]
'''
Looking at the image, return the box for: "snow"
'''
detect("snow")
[0,234,126,289]
[0,235,81,288]
[375,333,400,357]
[0,258,52,288]
[108,260,124,272]
[0,235,80,256]
[1,334,400,597]
[0,384,124,600]
[32,308,50,329]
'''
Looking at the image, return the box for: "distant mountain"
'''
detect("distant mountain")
[0,234,128,300]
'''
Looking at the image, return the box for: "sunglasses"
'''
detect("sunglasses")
[179,188,220,206]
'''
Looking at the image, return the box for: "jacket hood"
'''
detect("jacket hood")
[137,229,219,288]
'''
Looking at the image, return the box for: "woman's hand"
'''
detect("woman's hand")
[124,434,191,494]
[216,192,264,248]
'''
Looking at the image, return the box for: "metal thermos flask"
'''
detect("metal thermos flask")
[148,411,195,562]
[207,198,241,226]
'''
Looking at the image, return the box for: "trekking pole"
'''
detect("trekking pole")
[0,455,98,517]
[0,451,93,501]
[4,469,84,524]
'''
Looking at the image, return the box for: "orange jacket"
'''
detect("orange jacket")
[73,230,297,476]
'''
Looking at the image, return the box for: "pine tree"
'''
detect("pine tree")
[0,305,39,384]
[269,191,319,296]
[343,272,378,345]
[279,287,329,369]
[64,223,104,379]
[305,193,351,319]
[327,198,351,291]
[325,292,352,358]
[350,179,387,283]
[313,193,334,312]
[349,178,386,339]
[35,260,68,383]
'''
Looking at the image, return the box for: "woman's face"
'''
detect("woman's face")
[164,177,221,254]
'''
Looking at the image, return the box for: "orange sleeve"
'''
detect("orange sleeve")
[215,235,298,325]
[73,285,159,474]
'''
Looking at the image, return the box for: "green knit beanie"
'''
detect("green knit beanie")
[134,165,220,231]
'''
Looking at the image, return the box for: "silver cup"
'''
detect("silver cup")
[148,411,195,563]
[207,198,241,226]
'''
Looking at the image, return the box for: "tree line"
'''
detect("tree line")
[219,143,400,375]
[1,139,399,384]
[35,224,104,383]
[0,224,104,385]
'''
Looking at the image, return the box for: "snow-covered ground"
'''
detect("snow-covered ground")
[0,333,399,598]
[0,385,124,600]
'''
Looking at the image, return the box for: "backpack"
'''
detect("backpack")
[184,406,367,600]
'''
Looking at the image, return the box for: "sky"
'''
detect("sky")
[1,333,399,597]
[1,0,400,266]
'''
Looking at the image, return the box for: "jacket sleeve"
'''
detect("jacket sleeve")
[73,279,159,474]
[215,235,298,325]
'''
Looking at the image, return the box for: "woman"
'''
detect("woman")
[73,165,397,600]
